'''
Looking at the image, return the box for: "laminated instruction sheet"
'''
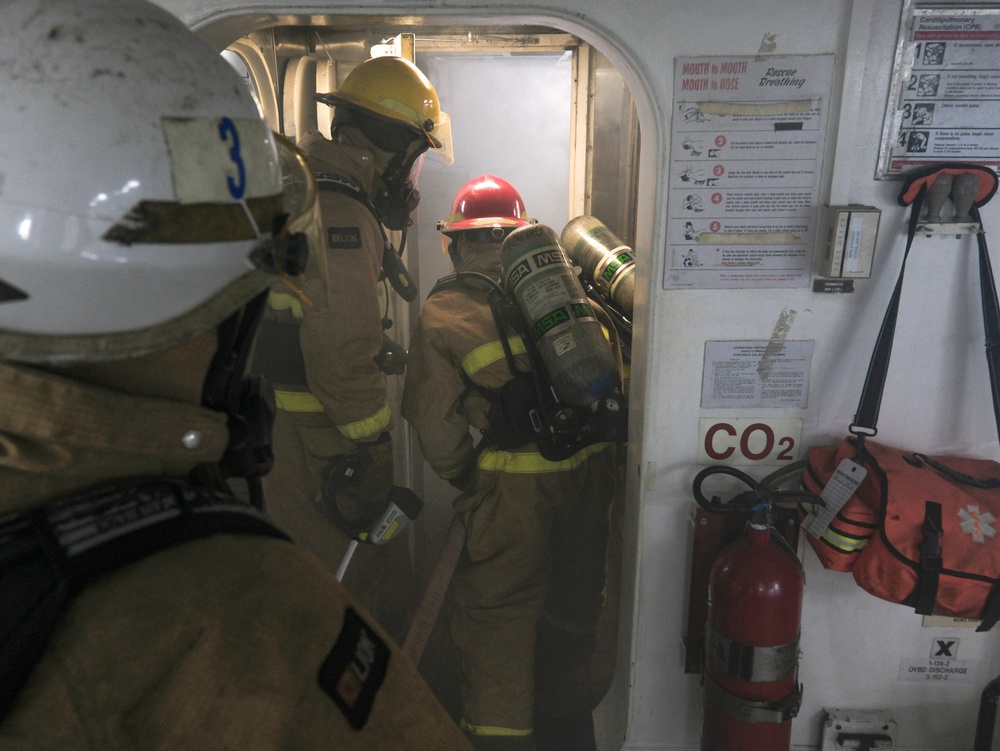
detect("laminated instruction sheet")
[879,7,1000,176]
[665,54,834,289]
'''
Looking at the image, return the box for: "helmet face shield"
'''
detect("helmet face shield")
[255,135,319,278]
[407,151,426,192]
[373,144,428,231]
[276,135,318,224]
[423,111,454,165]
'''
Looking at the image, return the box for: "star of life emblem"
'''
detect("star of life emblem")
[959,505,997,544]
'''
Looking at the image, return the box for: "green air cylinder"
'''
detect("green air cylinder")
[560,215,636,318]
[501,223,618,407]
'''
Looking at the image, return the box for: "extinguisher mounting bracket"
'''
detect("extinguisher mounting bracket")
[703,672,802,725]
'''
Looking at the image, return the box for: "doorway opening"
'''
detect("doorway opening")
[200,12,653,746]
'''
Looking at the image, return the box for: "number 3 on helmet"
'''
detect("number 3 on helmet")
[0,0,316,364]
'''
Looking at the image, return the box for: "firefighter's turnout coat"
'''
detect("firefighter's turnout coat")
[401,246,619,738]
[254,130,412,639]
[0,358,471,750]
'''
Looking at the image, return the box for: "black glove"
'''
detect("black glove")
[321,433,394,536]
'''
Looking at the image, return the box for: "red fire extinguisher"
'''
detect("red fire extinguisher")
[693,464,811,751]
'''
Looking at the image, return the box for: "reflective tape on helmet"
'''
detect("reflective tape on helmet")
[103,195,282,245]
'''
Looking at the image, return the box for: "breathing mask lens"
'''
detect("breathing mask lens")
[375,149,426,231]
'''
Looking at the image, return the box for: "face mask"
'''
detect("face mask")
[372,145,426,230]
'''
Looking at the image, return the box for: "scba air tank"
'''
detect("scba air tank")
[560,215,636,318]
[501,223,618,407]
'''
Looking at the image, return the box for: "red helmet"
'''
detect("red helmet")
[437,174,530,237]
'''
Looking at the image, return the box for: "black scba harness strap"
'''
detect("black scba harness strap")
[254,172,411,385]
[0,480,288,721]
[205,292,274,510]
[315,173,417,303]
[430,271,626,462]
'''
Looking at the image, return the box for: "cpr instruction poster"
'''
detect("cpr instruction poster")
[665,54,834,289]
[879,8,1000,176]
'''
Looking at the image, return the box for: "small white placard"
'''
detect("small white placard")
[922,615,983,629]
[701,339,813,408]
[898,658,975,683]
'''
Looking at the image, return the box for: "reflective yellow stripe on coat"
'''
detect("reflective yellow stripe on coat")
[460,325,611,379]
[477,442,611,474]
[274,390,323,413]
[274,391,391,441]
[461,337,527,376]
[268,290,304,319]
[459,719,532,738]
[462,328,615,475]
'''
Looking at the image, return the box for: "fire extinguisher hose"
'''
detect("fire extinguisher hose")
[692,460,820,516]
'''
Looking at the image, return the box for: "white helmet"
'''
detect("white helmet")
[0,0,307,363]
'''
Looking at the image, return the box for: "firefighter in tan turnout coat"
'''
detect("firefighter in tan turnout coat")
[254,55,454,641]
[402,175,622,751]
[0,2,470,748]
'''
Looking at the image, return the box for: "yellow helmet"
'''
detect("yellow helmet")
[317,56,453,164]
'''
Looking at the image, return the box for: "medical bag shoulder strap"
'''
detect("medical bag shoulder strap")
[0,479,289,722]
[850,165,1000,447]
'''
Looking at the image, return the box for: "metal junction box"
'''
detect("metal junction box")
[820,205,881,279]
[820,707,897,750]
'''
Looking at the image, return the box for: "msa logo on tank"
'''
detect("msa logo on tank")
[602,252,634,282]
[319,607,390,729]
[327,227,363,249]
[507,247,568,287]
[531,302,594,341]
[507,259,532,287]
[532,248,566,268]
